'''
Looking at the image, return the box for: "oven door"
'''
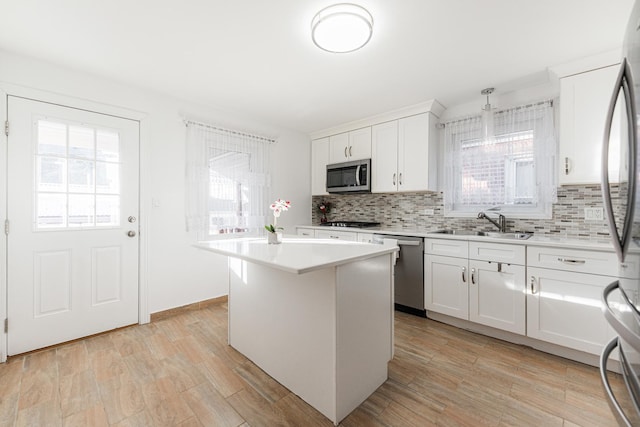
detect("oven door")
[601,281,640,425]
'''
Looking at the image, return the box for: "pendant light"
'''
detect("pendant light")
[311,3,373,53]
[481,88,495,142]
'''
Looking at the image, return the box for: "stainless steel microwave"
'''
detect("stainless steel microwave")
[326,159,371,193]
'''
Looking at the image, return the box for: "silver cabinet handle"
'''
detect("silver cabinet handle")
[602,58,638,262]
[471,268,476,285]
[461,266,466,283]
[127,230,136,237]
[392,173,396,186]
[557,257,585,265]
[399,172,403,185]
[600,337,637,427]
[564,157,570,175]
[530,276,536,294]
[396,240,420,246]
[344,146,348,158]
[349,146,352,157]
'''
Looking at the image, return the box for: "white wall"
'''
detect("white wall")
[0,49,311,315]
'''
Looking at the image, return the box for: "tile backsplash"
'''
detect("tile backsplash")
[312,185,613,240]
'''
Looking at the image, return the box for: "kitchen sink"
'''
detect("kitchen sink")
[432,229,533,240]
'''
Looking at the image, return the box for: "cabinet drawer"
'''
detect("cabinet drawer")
[296,227,315,237]
[469,242,525,265]
[527,246,640,278]
[314,229,357,241]
[425,238,468,258]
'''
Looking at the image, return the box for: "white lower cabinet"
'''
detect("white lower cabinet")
[526,267,612,355]
[425,239,525,335]
[425,253,469,320]
[469,260,526,335]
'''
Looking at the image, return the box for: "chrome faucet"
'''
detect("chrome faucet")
[477,212,506,233]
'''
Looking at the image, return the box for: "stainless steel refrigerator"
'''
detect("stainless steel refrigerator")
[600,1,640,424]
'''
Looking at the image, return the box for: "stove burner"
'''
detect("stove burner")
[320,221,381,228]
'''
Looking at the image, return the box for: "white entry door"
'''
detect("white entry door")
[6,96,140,355]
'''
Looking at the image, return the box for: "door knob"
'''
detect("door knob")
[127,230,136,237]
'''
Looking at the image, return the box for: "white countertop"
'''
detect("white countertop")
[298,224,625,252]
[195,236,398,275]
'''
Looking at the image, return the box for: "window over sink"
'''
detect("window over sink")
[443,100,557,218]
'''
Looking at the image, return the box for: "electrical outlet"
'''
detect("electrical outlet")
[584,207,604,221]
[424,208,434,215]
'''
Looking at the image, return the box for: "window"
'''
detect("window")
[185,121,272,240]
[443,100,557,218]
[35,119,120,229]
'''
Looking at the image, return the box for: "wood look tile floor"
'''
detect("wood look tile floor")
[0,302,634,426]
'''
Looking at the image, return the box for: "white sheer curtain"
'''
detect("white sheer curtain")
[443,100,557,217]
[185,121,272,240]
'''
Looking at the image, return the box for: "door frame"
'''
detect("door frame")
[0,83,151,362]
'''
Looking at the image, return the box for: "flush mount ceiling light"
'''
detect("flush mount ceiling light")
[311,3,373,53]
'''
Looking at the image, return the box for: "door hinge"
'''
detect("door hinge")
[4,319,7,334]
[4,120,8,137]
[4,219,8,235]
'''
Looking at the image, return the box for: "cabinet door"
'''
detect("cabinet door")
[469,260,525,335]
[398,113,437,192]
[527,267,613,355]
[371,121,399,192]
[348,127,372,161]
[424,254,468,320]
[311,138,329,195]
[314,229,357,241]
[329,132,349,163]
[559,65,621,184]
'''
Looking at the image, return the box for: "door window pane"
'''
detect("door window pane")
[68,159,95,193]
[96,195,119,226]
[96,162,119,194]
[97,130,120,162]
[37,157,66,192]
[69,125,95,159]
[68,194,95,227]
[37,193,67,228]
[37,121,66,156]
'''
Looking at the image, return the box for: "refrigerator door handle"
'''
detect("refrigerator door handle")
[600,337,637,427]
[602,281,640,348]
[602,57,638,262]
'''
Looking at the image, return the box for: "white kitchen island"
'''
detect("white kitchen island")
[195,236,398,425]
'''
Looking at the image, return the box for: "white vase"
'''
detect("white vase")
[267,231,282,244]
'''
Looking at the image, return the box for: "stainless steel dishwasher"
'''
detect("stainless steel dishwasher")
[372,234,425,317]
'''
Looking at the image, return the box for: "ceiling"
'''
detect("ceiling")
[0,0,634,134]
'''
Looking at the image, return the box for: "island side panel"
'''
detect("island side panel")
[227,257,338,422]
[335,253,394,422]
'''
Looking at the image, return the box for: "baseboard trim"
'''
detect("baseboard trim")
[150,295,228,322]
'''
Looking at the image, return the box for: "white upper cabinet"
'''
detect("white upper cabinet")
[328,127,372,163]
[311,137,329,195]
[371,121,399,193]
[372,113,438,193]
[559,64,622,185]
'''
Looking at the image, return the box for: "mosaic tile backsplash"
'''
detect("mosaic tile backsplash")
[312,185,613,240]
